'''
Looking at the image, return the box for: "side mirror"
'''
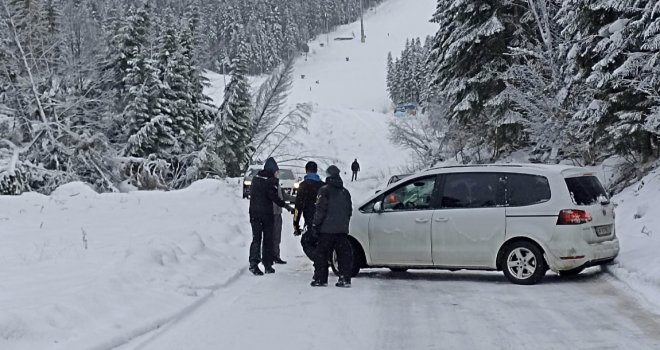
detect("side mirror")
[373,201,383,213]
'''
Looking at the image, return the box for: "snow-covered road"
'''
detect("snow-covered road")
[125,226,660,350]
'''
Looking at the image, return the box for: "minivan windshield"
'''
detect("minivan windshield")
[278,169,295,180]
[565,176,607,205]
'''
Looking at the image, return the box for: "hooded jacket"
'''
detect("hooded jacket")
[250,169,287,217]
[312,174,352,234]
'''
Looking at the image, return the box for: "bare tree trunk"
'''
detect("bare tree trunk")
[527,0,558,84]
[640,131,652,163]
[2,0,53,141]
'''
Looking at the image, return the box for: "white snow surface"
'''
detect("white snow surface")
[0,180,250,349]
[609,168,660,311]
[3,0,660,348]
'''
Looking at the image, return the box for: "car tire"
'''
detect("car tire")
[502,241,547,285]
[330,239,362,278]
[389,267,408,273]
[558,267,585,277]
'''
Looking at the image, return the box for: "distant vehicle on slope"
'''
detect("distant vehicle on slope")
[394,103,417,118]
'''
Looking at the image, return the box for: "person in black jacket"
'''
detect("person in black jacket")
[310,165,354,288]
[249,157,293,276]
[293,161,325,260]
[351,159,360,182]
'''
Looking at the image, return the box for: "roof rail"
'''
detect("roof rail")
[428,164,524,171]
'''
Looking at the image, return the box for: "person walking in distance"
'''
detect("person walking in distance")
[293,161,325,260]
[351,159,360,182]
[310,165,353,288]
[249,157,293,275]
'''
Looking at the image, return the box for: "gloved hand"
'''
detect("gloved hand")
[294,226,302,236]
[286,205,295,214]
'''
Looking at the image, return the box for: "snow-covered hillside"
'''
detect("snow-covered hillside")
[610,168,660,310]
[0,181,250,349]
[288,0,437,111]
[269,0,437,200]
[204,0,438,200]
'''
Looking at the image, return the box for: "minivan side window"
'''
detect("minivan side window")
[382,176,437,211]
[506,174,551,207]
[441,173,504,209]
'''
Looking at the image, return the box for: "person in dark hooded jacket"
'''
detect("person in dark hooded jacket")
[310,165,354,288]
[293,161,325,260]
[249,157,293,275]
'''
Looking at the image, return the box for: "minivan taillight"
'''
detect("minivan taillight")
[557,209,592,225]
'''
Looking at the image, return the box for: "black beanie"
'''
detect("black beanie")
[326,165,340,176]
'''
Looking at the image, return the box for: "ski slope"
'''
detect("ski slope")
[204,0,438,199]
[288,0,437,111]
[280,0,438,200]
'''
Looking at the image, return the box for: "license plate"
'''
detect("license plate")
[595,225,612,237]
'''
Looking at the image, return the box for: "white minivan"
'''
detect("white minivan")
[336,164,620,285]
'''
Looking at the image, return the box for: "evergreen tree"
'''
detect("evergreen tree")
[123,46,176,157]
[157,18,195,154]
[216,46,253,177]
[427,0,533,155]
[107,4,150,110]
[386,51,395,103]
[562,0,658,162]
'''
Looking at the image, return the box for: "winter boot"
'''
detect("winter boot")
[249,266,264,276]
[335,276,351,288]
[310,280,328,287]
[264,266,275,274]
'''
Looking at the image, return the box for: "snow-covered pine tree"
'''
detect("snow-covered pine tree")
[107,4,150,111]
[607,0,660,161]
[636,1,660,158]
[492,0,580,161]
[157,16,196,155]
[562,0,657,163]
[386,52,395,103]
[419,35,435,106]
[179,18,214,148]
[427,0,533,157]
[216,45,253,177]
[123,46,176,158]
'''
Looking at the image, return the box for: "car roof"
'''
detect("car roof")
[420,163,585,176]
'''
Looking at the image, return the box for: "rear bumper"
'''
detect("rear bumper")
[545,237,620,272]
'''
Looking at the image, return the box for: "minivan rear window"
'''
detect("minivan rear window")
[564,176,607,205]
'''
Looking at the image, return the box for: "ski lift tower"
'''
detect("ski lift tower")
[360,0,365,43]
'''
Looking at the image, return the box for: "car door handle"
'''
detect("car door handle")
[435,217,449,222]
[415,218,430,223]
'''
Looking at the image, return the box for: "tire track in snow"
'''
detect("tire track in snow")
[75,268,247,350]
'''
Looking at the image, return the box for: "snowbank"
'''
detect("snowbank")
[0,179,251,349]
[610,167,660,310]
